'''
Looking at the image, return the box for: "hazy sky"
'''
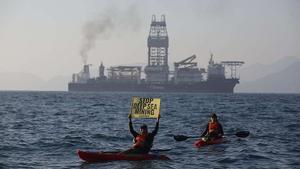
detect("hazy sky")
[0,0,299,79]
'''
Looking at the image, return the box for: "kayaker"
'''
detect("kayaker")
[122,114,160,154]
[200,113,224,141]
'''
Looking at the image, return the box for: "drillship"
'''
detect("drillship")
[68,15,244,93]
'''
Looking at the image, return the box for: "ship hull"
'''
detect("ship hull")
[68,79,239,93]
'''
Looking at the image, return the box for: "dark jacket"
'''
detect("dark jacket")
[128,119,159,154]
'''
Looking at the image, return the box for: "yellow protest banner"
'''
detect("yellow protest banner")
[130,97,161,118]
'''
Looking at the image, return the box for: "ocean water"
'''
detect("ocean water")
[0,91,299,169]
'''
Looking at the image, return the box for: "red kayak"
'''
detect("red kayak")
[194,137,226,148]
[77,149,170,162]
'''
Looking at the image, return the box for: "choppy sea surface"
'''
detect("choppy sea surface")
[0,91,300,169]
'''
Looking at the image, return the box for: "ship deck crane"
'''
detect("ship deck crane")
[174,55,197,69]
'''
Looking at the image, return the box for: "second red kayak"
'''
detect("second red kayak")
[77,149,170,162]
[194,137,227,148]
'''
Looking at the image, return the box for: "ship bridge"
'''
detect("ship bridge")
[207,53,244,80]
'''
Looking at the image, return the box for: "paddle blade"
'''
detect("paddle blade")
[151,148,172,152]
[235,131,250,138]
[173,135,189,141]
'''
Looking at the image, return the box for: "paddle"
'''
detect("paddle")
[228,131,250,138]
[173,131,250,141]
[173,135,199,141]
[151,148,172,152]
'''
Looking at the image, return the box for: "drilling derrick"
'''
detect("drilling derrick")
[144,15,169,84]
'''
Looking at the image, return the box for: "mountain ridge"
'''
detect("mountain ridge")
[236,60,300,93]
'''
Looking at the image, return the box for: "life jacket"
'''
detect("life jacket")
[133,134,147,148]
[208,121,219,133]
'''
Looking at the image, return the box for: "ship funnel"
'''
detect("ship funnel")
[83,64,90,80]
[83,65,90,74]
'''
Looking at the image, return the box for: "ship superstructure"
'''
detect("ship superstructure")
[68,15,244,93]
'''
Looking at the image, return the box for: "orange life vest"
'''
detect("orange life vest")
[208,121,219,133]
[133,134,146,148]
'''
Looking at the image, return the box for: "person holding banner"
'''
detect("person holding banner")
[122,114,160,154]
[200,113,224,142]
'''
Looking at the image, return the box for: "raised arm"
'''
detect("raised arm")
[129,115,138,137]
